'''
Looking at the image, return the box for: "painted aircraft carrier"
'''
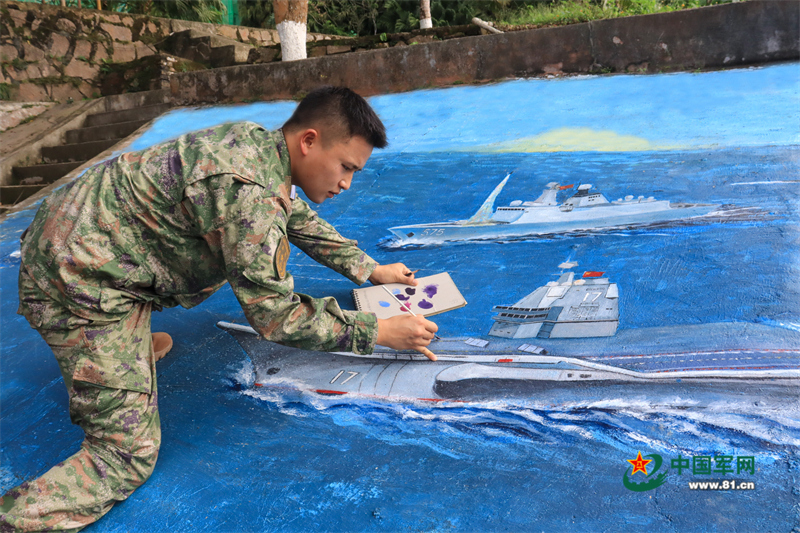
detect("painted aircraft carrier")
[220,321,800,405]
[489,267,619,339]
[388,177,720,244]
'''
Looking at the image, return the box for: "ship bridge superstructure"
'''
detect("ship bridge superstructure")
[489,268,620,339]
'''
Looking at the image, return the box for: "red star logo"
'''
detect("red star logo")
[627,451,652,476]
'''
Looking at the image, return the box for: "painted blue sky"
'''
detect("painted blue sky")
[127,62,799,155]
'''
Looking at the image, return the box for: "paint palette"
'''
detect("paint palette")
[351,272,467,319]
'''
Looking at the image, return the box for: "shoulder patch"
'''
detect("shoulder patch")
[274,235,290,280]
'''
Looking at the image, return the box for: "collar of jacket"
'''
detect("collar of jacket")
[274,127,295,209]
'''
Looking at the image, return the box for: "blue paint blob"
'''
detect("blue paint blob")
[418,299,434,310]
[378,300,391,308]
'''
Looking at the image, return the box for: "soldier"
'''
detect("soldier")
[1,86,438,531]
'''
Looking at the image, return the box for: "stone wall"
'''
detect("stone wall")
[0,0,334,102]
[0,100,51,131]
[172,1,800,105]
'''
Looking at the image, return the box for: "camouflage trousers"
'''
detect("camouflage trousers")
[1,269,160,532]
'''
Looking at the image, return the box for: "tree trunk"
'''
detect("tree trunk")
[419,0,432,29]
[273,0,308,61]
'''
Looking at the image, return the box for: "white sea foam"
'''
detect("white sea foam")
[229,358,255,388]
[236,366,800,458]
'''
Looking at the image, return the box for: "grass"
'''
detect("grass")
[496,0,736,28]
[3,58,33,70]
[0,82,12,101]
[29,76,82,88]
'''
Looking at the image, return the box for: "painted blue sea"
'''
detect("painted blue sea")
[291,146,800,342]
[221,145,799,531]
[2,64,799,531]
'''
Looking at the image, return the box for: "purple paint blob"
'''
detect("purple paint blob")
[423,284,438,299]
[378,300,391,308]
[418,299,434,310]
[396,294,409,301]
[405,288,416,295]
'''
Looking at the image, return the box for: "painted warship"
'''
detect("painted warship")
[219,322,800,404]
[489,266,619,339]
[388,176,720,243]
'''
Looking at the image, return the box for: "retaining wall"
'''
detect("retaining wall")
[0,0,333,102]
[171,1,800,105]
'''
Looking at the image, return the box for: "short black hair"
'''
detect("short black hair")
[283,86,388,149]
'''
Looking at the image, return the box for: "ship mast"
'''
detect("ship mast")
[465,173,511,225]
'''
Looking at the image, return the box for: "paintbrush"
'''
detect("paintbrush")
[381,285,442,345]
[405,269,419,277]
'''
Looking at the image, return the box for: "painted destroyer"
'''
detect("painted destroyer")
[389,176,720,243]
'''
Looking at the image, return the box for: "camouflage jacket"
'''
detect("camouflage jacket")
[19,122,379,355]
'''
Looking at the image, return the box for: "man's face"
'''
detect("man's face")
[292,131,373,204]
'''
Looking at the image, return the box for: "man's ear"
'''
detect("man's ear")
[299,128,319,156]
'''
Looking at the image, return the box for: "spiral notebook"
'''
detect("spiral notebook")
[351,272,467,319]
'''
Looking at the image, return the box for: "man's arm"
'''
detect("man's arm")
[185,175,378,354]
[286,197,378,285]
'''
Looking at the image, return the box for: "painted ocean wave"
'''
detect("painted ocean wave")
[241,388,798,459]
[230,355,799,460]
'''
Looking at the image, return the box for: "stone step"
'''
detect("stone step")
[84,103,170,128]
[210,44,252,67]
[162,30,253,67]
[66,119,150,144]
[0,184,48,205]
[42,139,118,164]
[12,161,85,185]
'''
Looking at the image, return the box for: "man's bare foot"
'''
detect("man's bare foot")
[152,332,173,362]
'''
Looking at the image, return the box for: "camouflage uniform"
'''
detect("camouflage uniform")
[2,122,379,531]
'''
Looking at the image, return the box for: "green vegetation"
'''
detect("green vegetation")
[3,58,33,71]
[20,0,227,24]
[500,0,733,27]
[239,0,737,36]
[103,0,227,24]
[0,82,12,101]
[29,76,82,88]
[173,59,207,73]
[18,0,738,35]
[238,0,482,36]
[137,33,163,46]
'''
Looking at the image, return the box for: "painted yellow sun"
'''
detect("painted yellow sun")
[484,127,687,152]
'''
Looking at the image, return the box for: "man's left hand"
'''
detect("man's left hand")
[368,263,418,286]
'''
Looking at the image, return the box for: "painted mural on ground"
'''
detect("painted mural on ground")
[1,64,798,531]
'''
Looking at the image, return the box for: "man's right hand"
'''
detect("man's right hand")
[376,315,439,361]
